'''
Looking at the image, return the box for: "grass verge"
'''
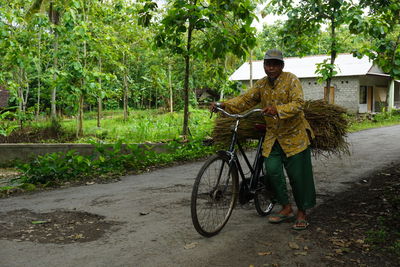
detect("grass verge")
[0,138,217,197]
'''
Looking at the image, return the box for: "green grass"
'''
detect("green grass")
[1,108,400,197]
[348,112,400,132]
[63,108,213,143]
[27,108,214,143]
[6,108,400,143]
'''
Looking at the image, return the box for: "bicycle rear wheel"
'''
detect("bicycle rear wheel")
[191,154,238,237]
[254,181,275,216]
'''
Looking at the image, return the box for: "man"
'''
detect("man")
[211,49,316,230]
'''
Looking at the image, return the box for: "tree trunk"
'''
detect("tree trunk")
[123,53,129,121]
[168,63,173,112]
[326,15,337,104]
[77,3,87,137]
[97,97,102,127]
[249,49,253,88]
[77,94,84,137]
[23,69,30,112]
[16,70,23,112]
[36,31,42,119]
[16,68,29,113]
[182,23,193,137]
[97,57,102,128]
[49,2,60,119]
[220,56,228,100]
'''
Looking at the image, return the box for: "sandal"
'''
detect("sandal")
[292,219,309,230]
[268,213,295,224]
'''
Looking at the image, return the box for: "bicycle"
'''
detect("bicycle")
[190,106,276,237]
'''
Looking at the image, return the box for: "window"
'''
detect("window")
[359,86,367,104]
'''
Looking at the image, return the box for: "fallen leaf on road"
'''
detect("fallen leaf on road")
[288,242,300,249]
[71,234,84,239]
[335,248,343,254]
[257,241,272,247]
[184,242,198,249]
[31,221,48,224]
[257,251,272,256]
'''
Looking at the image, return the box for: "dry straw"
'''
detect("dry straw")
[212,100,350,157]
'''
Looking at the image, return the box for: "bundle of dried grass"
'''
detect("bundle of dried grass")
[304,100,349,156]
[212,100,350,157]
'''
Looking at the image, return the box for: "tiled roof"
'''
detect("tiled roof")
[229,54,387,81]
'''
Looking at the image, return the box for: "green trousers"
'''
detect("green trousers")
[264,141,316,211]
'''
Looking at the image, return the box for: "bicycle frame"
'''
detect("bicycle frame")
[215,107,267,194]
[228,125,265,193]
[190,107,275,237]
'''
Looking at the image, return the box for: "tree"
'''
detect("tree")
[265,0,355,104]
[256,20,369,59]
[0,1,39,117]
[349,0,400,110]
[27,0,63,119]
[140,0,259,136]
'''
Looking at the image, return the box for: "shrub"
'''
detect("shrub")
[15,139,217,186]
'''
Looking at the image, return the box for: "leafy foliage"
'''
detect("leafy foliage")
[0,107,19,136]
[15,138,216,186]
[315,59,338,84]
[349,0,400,79]
[143,0,260,135]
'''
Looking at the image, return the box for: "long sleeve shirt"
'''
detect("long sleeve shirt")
[224,71,314,157]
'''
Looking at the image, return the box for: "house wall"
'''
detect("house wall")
[395,82,400,108]
[239,75,395,113]
[301,77,360,113]
[359,75,390,112]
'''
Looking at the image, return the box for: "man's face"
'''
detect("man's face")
[264,59,284,79]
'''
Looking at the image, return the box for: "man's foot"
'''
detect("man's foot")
[268,205,294,224]
[268,213,295,224]
[292,219,309,230]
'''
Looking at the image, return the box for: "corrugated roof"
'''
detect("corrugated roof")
[229,54,387,81]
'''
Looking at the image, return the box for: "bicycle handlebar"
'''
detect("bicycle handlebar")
[215,107,264,119]
[212,104,277,120]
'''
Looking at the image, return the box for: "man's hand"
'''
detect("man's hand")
[262,105,278,116]
[210,102,225,113]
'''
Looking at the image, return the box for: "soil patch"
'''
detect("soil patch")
[308,162,400,266]
[0,125,76,143]
[0,209,120,244]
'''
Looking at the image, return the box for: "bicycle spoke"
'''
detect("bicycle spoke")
[191,155,238,236]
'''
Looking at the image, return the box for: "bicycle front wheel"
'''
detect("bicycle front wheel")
[191,154,238,237]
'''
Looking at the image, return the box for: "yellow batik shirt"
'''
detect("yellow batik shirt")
[224,72,314,157]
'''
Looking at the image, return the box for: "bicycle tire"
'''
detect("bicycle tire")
[254,182,275,216]
[191,154,238,237]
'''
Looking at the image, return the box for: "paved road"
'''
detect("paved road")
[1,125,400,267]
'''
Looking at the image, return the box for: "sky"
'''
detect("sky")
[252,13,286,32]
[251,3,287,32]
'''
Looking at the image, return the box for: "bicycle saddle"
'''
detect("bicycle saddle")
[254,124,266,133]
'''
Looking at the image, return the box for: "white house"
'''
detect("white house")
[229,54,400,113]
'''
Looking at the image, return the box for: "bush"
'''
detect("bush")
[15,139,216,186]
